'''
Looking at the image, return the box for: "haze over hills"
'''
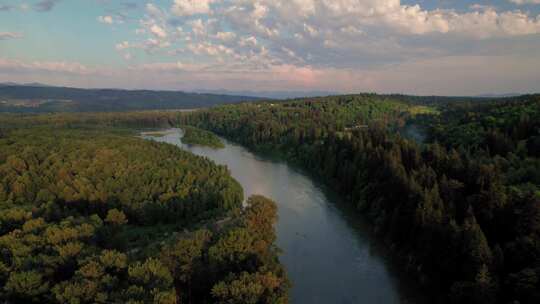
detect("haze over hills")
[0,84,259,113]
[1,82,536,114]
[0,82,53,87]
[195,89,338,100]
[1,83,337,101]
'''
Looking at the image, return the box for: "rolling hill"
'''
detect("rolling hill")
[0,84,259,113]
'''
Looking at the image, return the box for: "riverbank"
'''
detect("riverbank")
[150,128,431,304]
[195,128,443,303]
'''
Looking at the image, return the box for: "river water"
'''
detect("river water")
[145,129,424,304]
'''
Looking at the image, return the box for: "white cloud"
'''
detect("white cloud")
[171,0,215,16]
[115,41,130,51]
[218,0,540,38]
[106,0,540,82]
[0,32,23,40]
[470,4,496,11]
[509,0,540,4]
[146,38,171,49]
[12,0,539,94]
[239,36,258,47]
[150,24,167,38]
[97,15,114,24]
[215,31,237,41]
[188,19,206,36]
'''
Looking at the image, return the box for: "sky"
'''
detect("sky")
[0,0,540,95]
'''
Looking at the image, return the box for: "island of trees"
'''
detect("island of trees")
[181,126,225,149]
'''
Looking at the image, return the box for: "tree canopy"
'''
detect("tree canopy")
[0,125,288,303]
[178,93,540,304]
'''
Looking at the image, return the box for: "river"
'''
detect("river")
[144,128,425,304]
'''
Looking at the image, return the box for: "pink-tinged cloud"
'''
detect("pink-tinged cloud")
[0,58,92,74]
[270,65,322,87]
[1,55,538,96]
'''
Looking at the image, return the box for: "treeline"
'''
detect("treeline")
[0,128,242,224]
[424,98,540,156]
[181,126,225,149]
[0,127,288,303]
[178,94,540,304]
[0,111,181,129]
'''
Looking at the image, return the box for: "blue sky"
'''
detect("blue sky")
[1,0,539,95]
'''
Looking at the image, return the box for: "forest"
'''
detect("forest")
[0,126,288,303]
[1,92,539,303]
[177,94,540,304]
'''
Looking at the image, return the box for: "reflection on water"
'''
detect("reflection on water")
[144,129,425,304]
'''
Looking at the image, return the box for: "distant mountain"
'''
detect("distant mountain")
[0,82,19,87]
[475,93,523,98]
[196,89,338,100]
[0,82,52,87]
[0,84,259,113]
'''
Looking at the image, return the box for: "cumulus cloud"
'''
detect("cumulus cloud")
[97,15,114,24]
[215,31,237,41]
[6,0,540,94]
[0,32,23,40]
[115,41,130,51]
[171,0,215,16]
[97,0,532,83]
[150,24,167,38]
[510,0,540,4]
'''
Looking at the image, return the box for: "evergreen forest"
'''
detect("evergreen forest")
[0,93,539,303]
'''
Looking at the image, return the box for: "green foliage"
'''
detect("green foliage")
[177,93,540,304]
[4,271,49,301]
[0,124,287,303]
[4,92,536,303]
[105,209,128,226]
[160,196,288,304]
[0,127,243,225]
[126,258,175,303]
[212,271,286,304]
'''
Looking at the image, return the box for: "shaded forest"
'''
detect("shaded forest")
[177,94,540,304]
